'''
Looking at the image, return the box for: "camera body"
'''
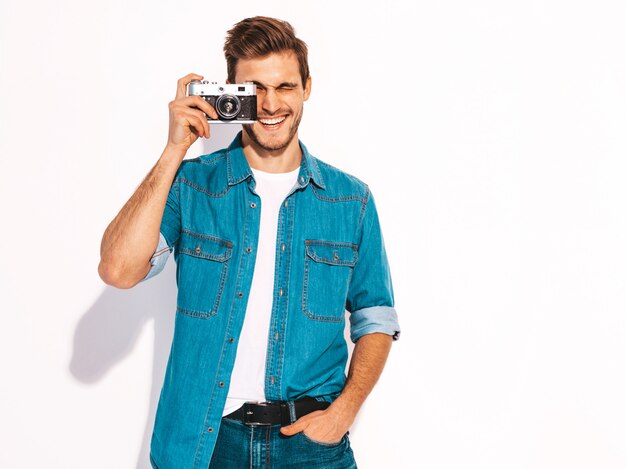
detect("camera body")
[188,81,257,123]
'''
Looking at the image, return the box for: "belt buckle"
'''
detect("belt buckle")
[242,401,272,426]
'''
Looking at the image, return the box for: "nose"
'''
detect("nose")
[261,88,281,115]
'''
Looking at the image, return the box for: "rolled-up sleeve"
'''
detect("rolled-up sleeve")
[141,177,181,282]
[346,188,400,343]
[141,232,172,281]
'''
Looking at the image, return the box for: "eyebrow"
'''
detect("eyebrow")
[252,81,299,88]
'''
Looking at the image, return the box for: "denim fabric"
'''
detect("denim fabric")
[145,132,399,468]
[206,418,357,469]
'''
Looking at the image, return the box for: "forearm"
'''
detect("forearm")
[330,332,393,423]
[98,145,185,288]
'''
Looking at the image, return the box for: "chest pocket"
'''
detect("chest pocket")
[303,240,358,322]
[176,229,233,319]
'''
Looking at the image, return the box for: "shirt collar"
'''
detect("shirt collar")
[226,131,326,190]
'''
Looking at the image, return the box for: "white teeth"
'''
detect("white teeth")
[259,116,286,125]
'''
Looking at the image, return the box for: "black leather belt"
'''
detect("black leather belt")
[223,397,330,426]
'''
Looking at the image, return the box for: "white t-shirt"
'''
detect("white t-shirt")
[222,166,299,416]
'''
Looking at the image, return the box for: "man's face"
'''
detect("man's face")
[234,51,311,153]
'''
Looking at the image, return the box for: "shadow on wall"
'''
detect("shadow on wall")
[70,125,241,469]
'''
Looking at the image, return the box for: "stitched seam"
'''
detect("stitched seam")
[179,248,232,262]
[276,195,295,397]
[302,255,346,323]
[305,240,358,249]
[301,431,344,448]
[226,146,252,186]
[249,427,253,469]
[181,228,234,246]
[176,254,228,319]
[177,177,230,197]
[306,255,355,266]
[227,147,234,183]
[308,155,326,189]
[197,153,227,166]
[304,241,358,266]
[357,185,371,233]
[264,200,282,397]
[311,185,366,203]
[266,426,271,469]
[152,246,170,258]
[212,261,229,315]
[176,306,217,319]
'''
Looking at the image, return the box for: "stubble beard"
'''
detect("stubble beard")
[243,106,303,153]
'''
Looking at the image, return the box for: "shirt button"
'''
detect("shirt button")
[250,202,257,208]
[300,176,305,183]
[284,200,288,208]
[281,243,286,252]
[219,381,225,387]
[238,292,243,298]
[208,427,214,433]
[229,337,234,343]
[195,245,201,254]
[246,247,252,253]
[279,288,283,296]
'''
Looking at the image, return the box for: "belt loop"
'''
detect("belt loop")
[287,401,297,424]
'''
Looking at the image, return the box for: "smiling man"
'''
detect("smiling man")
[98,16,400,469]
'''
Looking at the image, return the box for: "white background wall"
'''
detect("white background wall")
[1,0,625,468]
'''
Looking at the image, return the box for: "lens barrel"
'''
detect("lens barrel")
[215,94,241,119]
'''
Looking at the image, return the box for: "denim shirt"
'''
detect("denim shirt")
[144,132,400,468]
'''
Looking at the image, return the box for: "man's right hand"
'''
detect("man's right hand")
[166,73,219,154]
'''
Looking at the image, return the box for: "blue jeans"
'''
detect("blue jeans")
[208,417,357,468]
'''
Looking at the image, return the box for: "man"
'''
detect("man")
[98,16,400,469]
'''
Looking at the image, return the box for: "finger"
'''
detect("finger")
[185,108,211,137]
[187,114,207,139]
[280,419,307,435]
[173,106,211,137]
[192,96,219,120]
[177,96,219,120]
[176,73,204,100]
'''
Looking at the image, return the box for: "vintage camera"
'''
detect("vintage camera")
[188,80,257,123]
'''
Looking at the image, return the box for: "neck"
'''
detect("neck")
[241,131,302,173]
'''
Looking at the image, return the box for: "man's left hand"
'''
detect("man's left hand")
[279,406,354,444]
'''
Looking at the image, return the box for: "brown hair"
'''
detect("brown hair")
[224,16,309,86]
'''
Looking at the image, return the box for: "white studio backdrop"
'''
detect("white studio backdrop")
[1,0,625,468]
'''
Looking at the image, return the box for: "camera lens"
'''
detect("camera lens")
[215,94,241,119]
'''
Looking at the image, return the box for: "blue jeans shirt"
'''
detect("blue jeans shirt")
[143,132,400,468]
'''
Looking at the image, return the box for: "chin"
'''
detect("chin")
[244,124,296,152]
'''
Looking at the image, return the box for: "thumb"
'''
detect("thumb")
[280,420,306,436]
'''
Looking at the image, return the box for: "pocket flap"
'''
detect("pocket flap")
[180,229,233,262]
[305,240,357,267]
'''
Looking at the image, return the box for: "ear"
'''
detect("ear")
[303,76,312,101]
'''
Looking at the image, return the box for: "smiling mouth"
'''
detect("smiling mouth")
[258,116,287,127]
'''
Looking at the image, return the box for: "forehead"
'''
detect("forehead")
[234,51,301,86]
